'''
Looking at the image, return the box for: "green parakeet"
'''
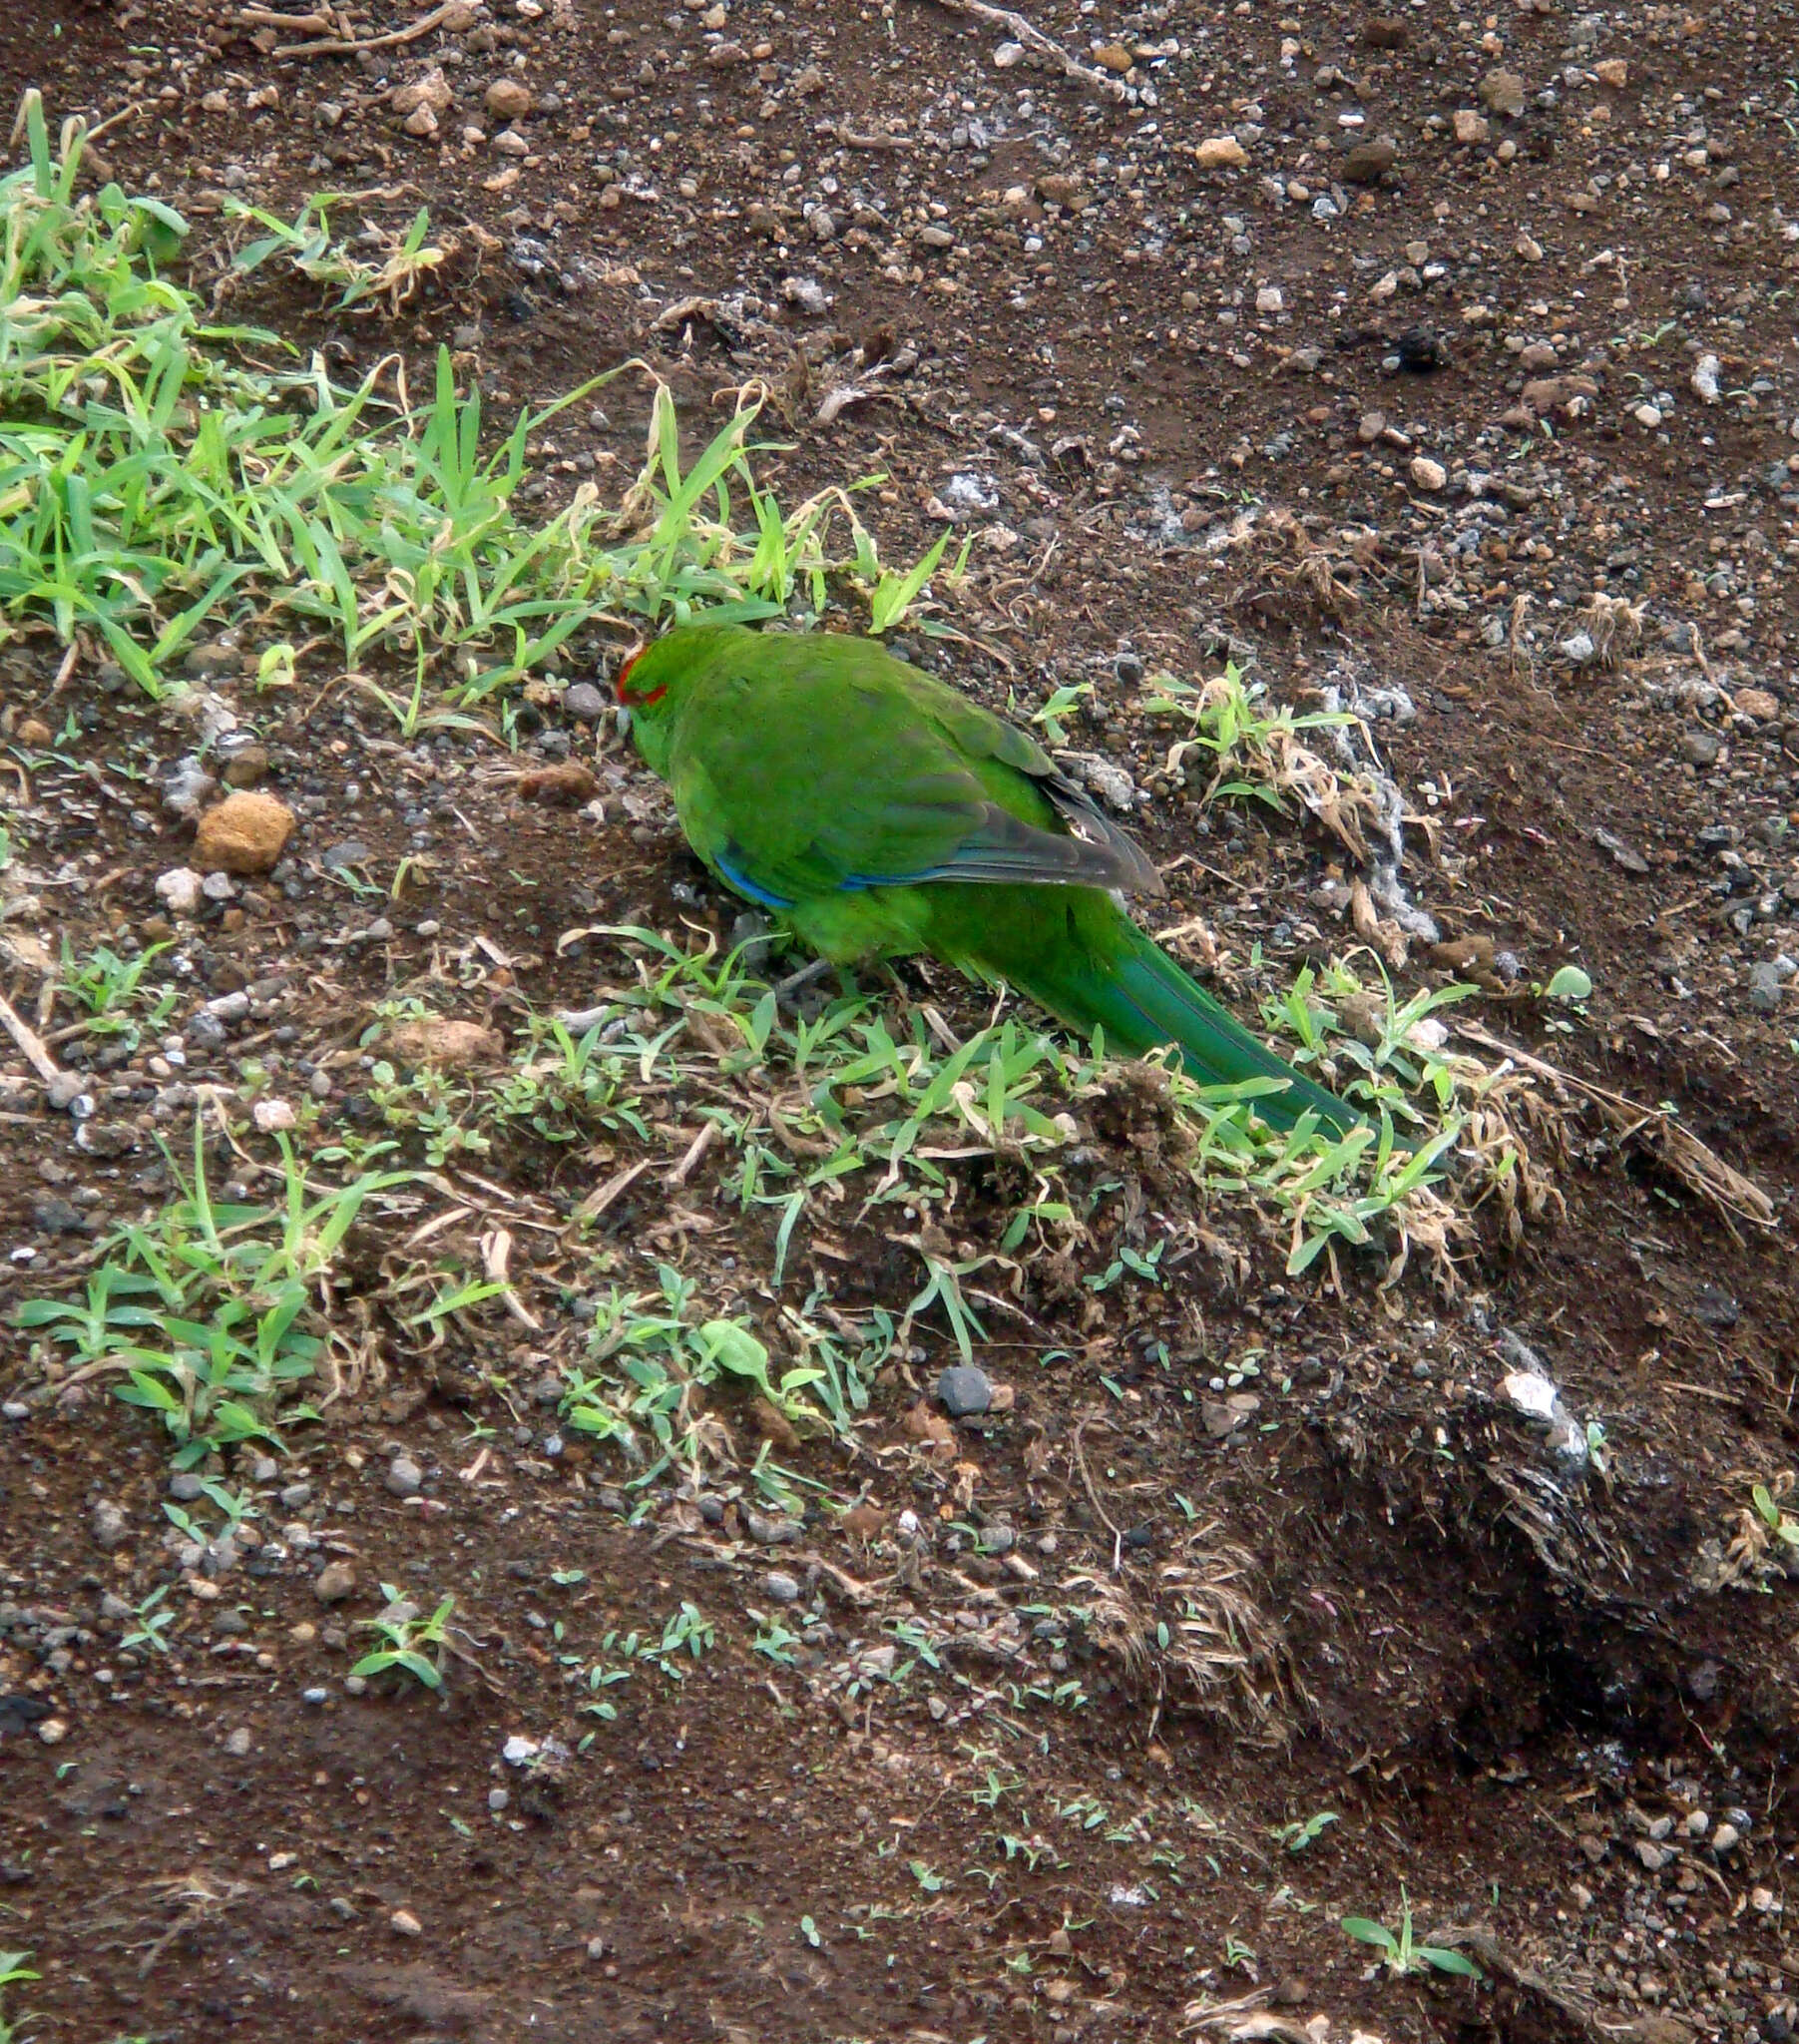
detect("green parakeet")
[615,621,1363,1136]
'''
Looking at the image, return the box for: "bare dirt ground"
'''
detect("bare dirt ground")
[2,0,1798,2040]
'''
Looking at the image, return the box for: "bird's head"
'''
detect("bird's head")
[612,641,662,711]
[612,635,683,771]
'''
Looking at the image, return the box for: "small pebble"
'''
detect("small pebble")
[936,1364,992,1418]
[385,1455,423,1498]
[312,1560,356,1604]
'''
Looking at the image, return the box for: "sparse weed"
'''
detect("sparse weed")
[0,1950,37,2044]
[351,1587,456,1690]
[596,1601,714,1682]
[1342,1889,1482,1980]
[119,1585,176,1657]
[59,937,174,1039]
[16,1122,411,1463]
[1270,1809,1339,1853]
[753,1621,805,1665]
[1753,1478,1799,1548]
[572,926,1488,1301]
[1142,664,1379,857]
[1720,1471,1799,1587]
[223,193,447,314]
[559,1260,882,1481]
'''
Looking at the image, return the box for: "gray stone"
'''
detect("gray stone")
[937,1364,992,1418]
[320,838,371,870]
[762,1570,802,1604]
[46,1072,85,1112]
[729,910,773,971]
[91,1500,131,1552]
[169,1471,207,1501]
[1747,960,1786,1012]
[385,1455,423,1498]
[1679,730,1722,766]
[313,1559,357,1604]
[33,1197,88,1236]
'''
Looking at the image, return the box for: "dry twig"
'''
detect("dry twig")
[922,0,1130,102]
[240,0,476,60]
[0,987,61,1085]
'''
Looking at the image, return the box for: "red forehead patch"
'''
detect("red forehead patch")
[614,645,668,708]
[613,646,646,703]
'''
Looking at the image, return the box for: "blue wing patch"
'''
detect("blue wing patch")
[713,846,796,909]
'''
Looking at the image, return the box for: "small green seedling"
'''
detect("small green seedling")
[350,1589,455,1690]
[1539,964,1592,1004]
[1270,1809,1338,1853]
[1752,1482,1799,1548]
[120,1586,176,1656]
[1341,1890,1482,1980]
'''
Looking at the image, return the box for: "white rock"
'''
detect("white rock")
[1255,284,1284,313]
[993,39,1024,66]
[1502,1370,1560,1421]
[1410,456,1448,492]
[252,1099,297,1134]
[155,867,204,916]
[1632,403,1663,428]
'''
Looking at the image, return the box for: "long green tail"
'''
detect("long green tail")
[945,889,1363,1138]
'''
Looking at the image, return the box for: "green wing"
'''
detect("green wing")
[666,633,1160,908]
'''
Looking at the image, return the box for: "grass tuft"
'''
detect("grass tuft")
[1,96,951,702]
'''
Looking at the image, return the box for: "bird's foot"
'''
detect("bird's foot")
[771,956,837,1008]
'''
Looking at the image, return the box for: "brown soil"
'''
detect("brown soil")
[3,2,1798,2043]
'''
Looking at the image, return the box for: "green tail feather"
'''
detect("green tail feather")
[994,908,1363,1138]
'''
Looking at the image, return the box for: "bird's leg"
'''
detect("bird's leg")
[771,955,837,1006]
